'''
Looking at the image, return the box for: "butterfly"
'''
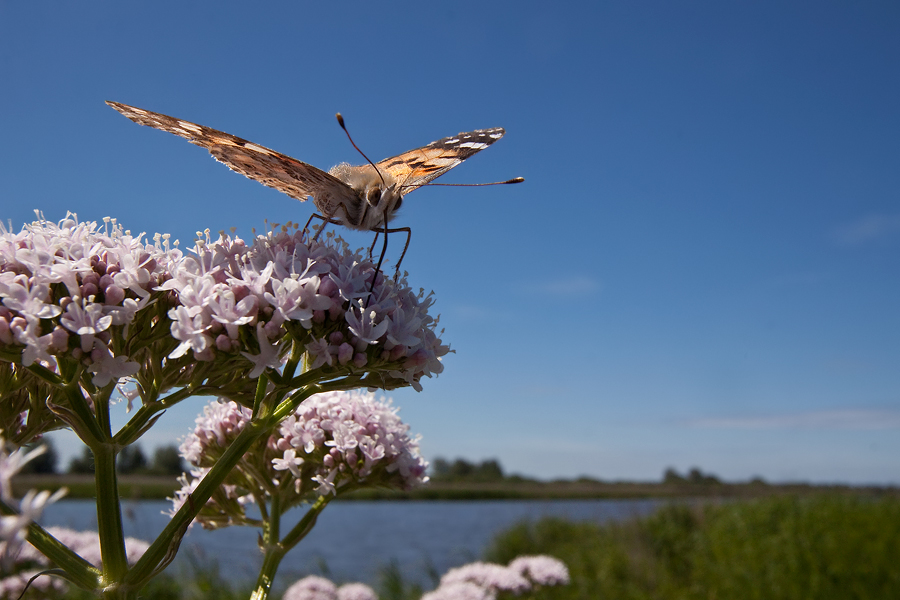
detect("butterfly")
[106,101,520,237]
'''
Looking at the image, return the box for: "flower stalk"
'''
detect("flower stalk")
[1,214,448,598]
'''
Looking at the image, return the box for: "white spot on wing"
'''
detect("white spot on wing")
[429,157,458,167]
[459,142,488,149]
[244,143,270,154]
[178,121,202,133]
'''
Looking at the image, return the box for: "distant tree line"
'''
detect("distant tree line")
[663,466,724,485]
[16,439,186,476]
[69,443,185,475]
[430,457,506,482]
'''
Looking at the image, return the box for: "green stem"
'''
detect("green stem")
[279,495,329,550]
[113,384,197,446]
[250,495,330,600]
[24,362,65,386]
[252,373,269,419]
[62,378,105,445]
[0,499,100,592]
[251,493,281,600]
[122,416,273,588]
[93,444,129,598]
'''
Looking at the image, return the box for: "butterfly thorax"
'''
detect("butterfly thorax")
[328,163,403,231]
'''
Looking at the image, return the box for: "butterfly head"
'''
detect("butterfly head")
[329,163,403,230]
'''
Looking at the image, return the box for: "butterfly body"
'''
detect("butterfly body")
[326,162,403,230]
[106,101,508,231]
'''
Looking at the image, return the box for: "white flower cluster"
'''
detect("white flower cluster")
[283,576,377,600]
[1,214,449,414]
[0,527,148,600]
[0,213,173,386]
[0,439,66,571]
[171,391,428,526]
[422,556,570,600]
[161,226,449,390]
[281,556,570,600]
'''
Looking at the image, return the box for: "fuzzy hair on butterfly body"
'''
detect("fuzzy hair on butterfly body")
[327,163,403,230]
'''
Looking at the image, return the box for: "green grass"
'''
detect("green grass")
[484,494,900,600]
[32,493,900,600]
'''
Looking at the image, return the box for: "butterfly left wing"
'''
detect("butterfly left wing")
[376,128,506,195]
[106,101,356,211]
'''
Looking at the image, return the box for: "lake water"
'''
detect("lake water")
[41,498,666,590]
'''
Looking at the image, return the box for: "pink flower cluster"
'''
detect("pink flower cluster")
[0,527,148,599]
[160,225,449,390]
[282,556,569,600]
[0,438,66,570]
[283,575,377,600]
[1,214,449,409]
[171,391,428,526]
[423,556,570,600]
[0,213,174,386]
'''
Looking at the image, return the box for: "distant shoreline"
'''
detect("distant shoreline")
[13,474,899,501]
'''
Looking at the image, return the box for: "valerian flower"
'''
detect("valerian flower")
[169,391,428,528]
[282,576,378,600]
[160,225,450,392]
[0,213,175,395]
[1,214,449,447]
[281,556,570,600]
[0,527,148,599]
[0,438,66,569]
[425,556,569,599]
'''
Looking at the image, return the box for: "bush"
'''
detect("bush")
[485,494,900,600]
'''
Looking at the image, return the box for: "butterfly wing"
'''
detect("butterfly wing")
[106,101,356,214]
[376,128,506,194]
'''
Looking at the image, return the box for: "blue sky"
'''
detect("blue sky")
[2,2,898,484]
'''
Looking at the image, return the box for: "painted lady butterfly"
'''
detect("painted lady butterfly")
[106,101,518,234]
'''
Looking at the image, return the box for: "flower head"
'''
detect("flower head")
[160,225,450,392]
[170,391,428,528]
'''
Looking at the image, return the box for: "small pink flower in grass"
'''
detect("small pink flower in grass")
[283,575,338,600]
[427,556,570,599]
[421,581,496,600]
[508,555,570,586]
[336,583,377,600]
[440,562,530,595]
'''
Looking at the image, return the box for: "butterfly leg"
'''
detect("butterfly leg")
[365,219,390,308]
[388,227,412,277]
[367,227,411,276]
[367,232,380,260]
[304,213,343,241]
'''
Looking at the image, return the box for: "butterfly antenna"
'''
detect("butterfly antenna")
[336,113,386,186]
[402,177,524,189]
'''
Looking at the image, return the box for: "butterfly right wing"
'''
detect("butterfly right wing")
[106,101,356,217]
[376,128,506,195]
